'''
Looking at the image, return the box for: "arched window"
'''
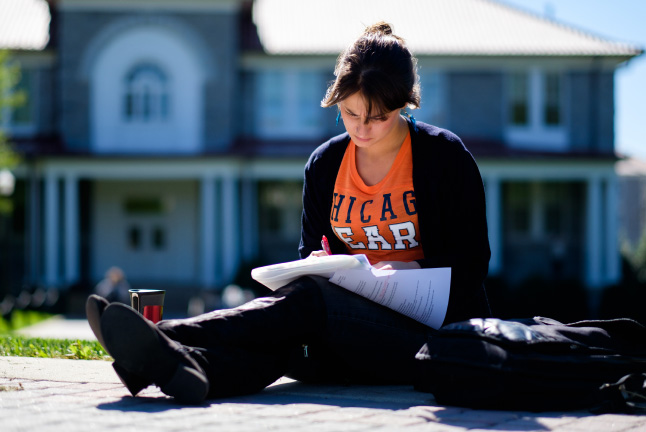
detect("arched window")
[90,24,206,153]
[123,63,170,122]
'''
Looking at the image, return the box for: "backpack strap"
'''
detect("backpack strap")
[597,373,646,414]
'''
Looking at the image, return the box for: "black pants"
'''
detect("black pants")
[156,276,434,398]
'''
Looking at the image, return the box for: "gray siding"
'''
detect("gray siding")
[58,11,100,152]
[567,70,615,154]
[192,13,239,152]
[36,66,57,135]
[447,71,504,141]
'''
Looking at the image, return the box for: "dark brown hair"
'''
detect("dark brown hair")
[321,22,420,119]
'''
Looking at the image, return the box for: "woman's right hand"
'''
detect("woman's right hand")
[309,250,329,258]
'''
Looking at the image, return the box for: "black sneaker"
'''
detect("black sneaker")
[101,303,210,404]
[86,294,150,396]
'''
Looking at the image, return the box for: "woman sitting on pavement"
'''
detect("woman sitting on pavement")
[86,21,491,404]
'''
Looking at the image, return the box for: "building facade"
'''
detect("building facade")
[2,0,643,298]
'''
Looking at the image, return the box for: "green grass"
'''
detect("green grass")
[0,334,110,360]
[0,309,110,360]
[0,309,55,332]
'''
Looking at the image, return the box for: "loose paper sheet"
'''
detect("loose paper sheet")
[329,267,451,329]
[251,254,451,329]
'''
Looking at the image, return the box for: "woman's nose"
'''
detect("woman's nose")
[356,120,370,135]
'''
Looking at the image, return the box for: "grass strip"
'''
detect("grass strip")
[0,310,56,332]
[0,334,110,360]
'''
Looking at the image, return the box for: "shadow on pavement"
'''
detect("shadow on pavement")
[95,380,593,431]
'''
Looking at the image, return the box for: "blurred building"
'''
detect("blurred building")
[1,0,643,296]
[617,158,646,251]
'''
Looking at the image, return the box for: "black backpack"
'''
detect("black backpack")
[415,317,646,412]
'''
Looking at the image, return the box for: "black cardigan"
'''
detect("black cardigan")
[299,120,492,324]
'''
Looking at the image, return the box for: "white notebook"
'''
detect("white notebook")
[251,254,372,290]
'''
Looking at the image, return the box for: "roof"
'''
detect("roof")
[0,0,50,50]
[0,0,641,58]
[252,0,643,57]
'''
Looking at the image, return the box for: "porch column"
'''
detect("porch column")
[585,176,602,288]
[605,174,620,285]
[530,182,544,241]
[200,176,216,289]
[44,171,59,286]
[484,175,502,275]
[221,176,240,284]
[241,177,258,264]
[64,173,79,285]
[28,165,41,284]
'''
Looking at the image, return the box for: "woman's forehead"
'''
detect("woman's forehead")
[340,92,388,116]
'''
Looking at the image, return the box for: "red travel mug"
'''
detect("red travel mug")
[129,289,165,323]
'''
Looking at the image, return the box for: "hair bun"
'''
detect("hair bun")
[365,21,393,36]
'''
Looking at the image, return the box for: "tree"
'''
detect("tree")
[631,231,646,283]
[0,50,24,214]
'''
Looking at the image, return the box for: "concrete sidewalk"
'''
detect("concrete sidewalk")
[2,357,646,431]
[15,315,97,341]
[3,317,646,431]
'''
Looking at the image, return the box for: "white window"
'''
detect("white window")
[256,70,324,138]
[415,70,446,126]
[123,63,170,123]
[505,69,567,151]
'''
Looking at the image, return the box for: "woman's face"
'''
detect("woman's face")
[338,92,405,152]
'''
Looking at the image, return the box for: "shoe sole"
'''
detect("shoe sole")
[86,295,151,396]
[85,295,110,354]
[102,303,209,404]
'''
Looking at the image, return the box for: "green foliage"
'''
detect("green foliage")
[0,136,20,168]
[0,50,23,214]
[602,236,646,325]
[633,232,646,283]
[0,50,26,118]
[621,230,646,284]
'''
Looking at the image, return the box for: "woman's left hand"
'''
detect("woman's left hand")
[372,261,421,270]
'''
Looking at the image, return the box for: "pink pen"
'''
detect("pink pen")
[321,235,332,255]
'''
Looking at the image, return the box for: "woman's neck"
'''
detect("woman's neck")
[354,116,409,186]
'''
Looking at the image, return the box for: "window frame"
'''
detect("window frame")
[504,68,567,151]
[256,68,324,139]
[122,63,171,124]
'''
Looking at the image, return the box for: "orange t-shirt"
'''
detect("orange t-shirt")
[330,133,424,265]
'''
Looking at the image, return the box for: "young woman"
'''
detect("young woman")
[87,22,491,404]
